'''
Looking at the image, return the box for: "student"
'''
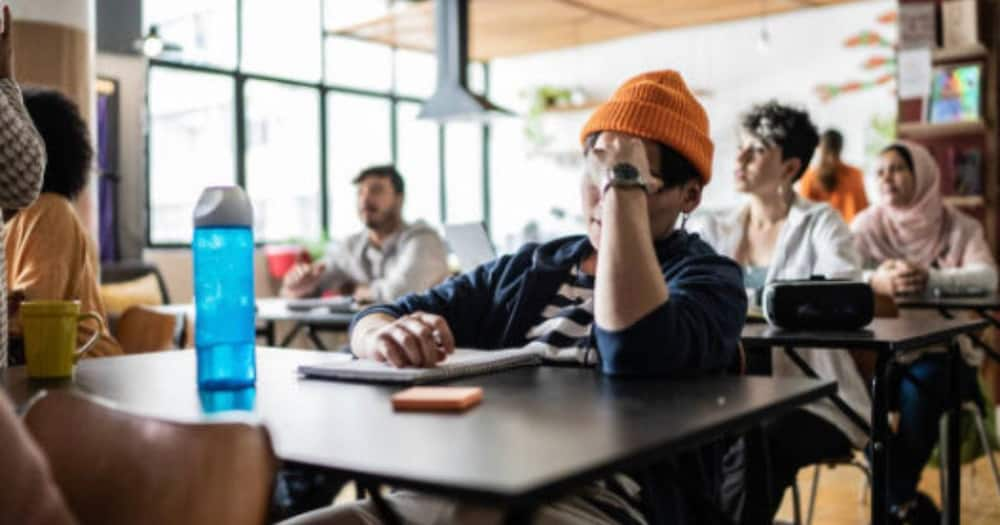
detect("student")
[281,165,449,304]
[690,101,869,523]
[285,71,747,525]
[797,128,869,223]
[4,88,122,359]
[0,4,45,367]
[852,140,996,523]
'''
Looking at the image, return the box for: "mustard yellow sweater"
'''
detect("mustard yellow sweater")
[5,193,122,357]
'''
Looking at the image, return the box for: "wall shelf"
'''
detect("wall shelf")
[943,195,986,208]
[897,120,988,139]
[932,43,989,64]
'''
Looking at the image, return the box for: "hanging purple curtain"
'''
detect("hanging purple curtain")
[96,92,118,262]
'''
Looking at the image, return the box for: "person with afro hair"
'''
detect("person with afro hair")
[3,87,121,360]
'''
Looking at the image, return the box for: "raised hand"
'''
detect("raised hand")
[585,131,662,194]
[1,5,14,80]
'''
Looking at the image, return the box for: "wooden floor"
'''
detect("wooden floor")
[775,452,1000,524]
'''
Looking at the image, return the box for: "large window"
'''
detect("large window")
[144,0,489,245]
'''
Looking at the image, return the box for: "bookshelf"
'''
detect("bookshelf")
[898,0,999,396]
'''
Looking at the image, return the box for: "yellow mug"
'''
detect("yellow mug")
[20,300,105,378]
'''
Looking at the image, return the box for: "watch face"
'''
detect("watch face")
[612,163,639,181]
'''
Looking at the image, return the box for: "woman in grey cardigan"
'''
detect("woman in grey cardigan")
[691,101,868,524]
[0,4,46,367]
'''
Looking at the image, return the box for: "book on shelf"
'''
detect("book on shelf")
[942,0,979,49]
[928,63,982,123]
[932,143,984,198]
[900,2,937,48]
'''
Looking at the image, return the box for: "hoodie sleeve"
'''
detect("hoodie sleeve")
[593,254,747,376]
[351,246,534,347]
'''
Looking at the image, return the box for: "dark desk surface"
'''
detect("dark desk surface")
[741,317,989,352]
[1,348,833,506]
[894,293,1000,310]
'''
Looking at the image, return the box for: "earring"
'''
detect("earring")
[681,213,690,230]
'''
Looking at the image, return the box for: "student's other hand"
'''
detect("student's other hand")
[363,312,456,368]
[281,262,326,298]
[1,5,15,80]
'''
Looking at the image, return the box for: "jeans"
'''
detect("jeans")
[882,354,980,506]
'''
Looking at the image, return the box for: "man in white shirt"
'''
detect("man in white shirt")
[281,165,449,304]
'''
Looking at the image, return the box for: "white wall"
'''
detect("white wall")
[96,53,147,260]
[488,0,896,251]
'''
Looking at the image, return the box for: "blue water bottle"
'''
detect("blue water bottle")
[193,186,256,390]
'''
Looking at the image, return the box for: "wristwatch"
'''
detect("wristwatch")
[602,162,649,194]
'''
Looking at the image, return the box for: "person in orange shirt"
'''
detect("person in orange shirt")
[798,129,869,223]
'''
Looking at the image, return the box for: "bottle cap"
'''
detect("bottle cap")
[194,186,253,228]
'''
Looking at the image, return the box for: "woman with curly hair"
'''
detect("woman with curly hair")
[691,101,868,523]
[3,87,122,359]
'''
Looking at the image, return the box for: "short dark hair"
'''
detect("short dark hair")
[22,88,93,200]
[352,165,404,195]
[820,129,844,155]
[740,101,819,182]
[582,132,701,190]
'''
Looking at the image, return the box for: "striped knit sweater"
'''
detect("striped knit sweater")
[0,79,46,367]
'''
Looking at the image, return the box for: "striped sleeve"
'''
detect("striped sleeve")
[0,78,45,208]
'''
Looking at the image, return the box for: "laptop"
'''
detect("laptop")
[284,296,357,313]
[444,222,497,273]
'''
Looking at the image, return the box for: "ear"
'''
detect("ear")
[781,157,802,184]
[679,179,703,214]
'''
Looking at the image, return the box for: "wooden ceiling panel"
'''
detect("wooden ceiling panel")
[330,0,872,59]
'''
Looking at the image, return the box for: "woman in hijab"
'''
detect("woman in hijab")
[852,140,996,523]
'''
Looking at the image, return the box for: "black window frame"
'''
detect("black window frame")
[144,0,491,248]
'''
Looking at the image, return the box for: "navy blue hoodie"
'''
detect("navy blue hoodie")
[353,230,747,522]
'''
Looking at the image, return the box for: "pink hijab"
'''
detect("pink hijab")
[851,140,994,269]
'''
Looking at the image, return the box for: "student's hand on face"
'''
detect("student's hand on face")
[586,132,663,195]
[363,312,456,368]
[281,262,326,298]
[0,5,14,80]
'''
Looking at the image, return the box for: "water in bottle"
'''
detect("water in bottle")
[193,186,256,390]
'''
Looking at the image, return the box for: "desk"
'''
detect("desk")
[2,348,833,517]
[896,293,1000,363]
[742,317,988,525]
[154,298,357,349]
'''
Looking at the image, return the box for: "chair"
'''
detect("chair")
[100,261,171,304]
[24,390,278,525]
[115,305,184,353]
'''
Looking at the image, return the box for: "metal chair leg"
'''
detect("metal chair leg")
[805,465,820,525]
[966,401,1000,498]
[790,480,803,525]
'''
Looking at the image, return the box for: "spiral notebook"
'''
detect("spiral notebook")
[298,348,542,384]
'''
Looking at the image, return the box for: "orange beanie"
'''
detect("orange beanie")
[580,70,714,184]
